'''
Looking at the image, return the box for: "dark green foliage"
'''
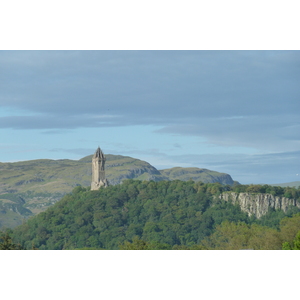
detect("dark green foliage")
[255,206,300,229]
[0,232,23,250]
[9,180,247,249]
[9,181,300,250]
[196,200,250,241]
[119,236,172,250]
[231,184,300,198]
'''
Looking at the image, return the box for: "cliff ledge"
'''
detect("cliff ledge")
[219,192,300,218]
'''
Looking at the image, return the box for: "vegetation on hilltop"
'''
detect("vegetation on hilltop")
[7,180,300,250]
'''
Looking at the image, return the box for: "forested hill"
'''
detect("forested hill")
[0,154,236,229]
[9,180,300,250]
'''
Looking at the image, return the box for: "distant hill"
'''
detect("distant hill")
[270,181,300,188]
[160,167,235,185]
[0,154,237,229]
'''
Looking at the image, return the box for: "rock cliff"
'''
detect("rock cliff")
[219,192,300,218]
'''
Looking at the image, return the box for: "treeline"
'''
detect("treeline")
[119,216,300,250]
[5,180,300,250]
[231,183,300,198]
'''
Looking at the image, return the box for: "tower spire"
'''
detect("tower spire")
[91,146,108,190]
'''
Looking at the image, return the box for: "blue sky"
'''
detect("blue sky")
[0,50,299,184]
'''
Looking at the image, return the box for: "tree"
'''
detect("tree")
[282,230,300,250]
[199,221,282,250]
[279,213,300,245]
[119,236,149,250]
[0,232,23,250]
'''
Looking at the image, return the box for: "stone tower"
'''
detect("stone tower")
[91,147,108,190]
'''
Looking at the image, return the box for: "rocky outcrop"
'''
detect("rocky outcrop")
[0,198,32,217]
[15,178,44,186]
[219,192,300,218]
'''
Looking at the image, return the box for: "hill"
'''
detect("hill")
[8,180,300,250]
[270,181,300,188]
[160,167,235,185]
[0,154,236,229]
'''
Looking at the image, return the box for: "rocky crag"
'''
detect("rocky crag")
[219,192,300,218]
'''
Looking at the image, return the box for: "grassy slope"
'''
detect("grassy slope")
[0,155,234,196]
[0,155,161,194]
[0,208,25,229]
[160,167,234,185]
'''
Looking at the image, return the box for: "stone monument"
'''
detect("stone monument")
[91,147,109,190]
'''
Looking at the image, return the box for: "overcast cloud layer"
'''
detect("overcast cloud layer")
[0,51,299,184]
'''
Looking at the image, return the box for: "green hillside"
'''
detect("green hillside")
[0,155,164,196]
[8,180,300,250]
[0,154,236,229]
[160,167,235,185]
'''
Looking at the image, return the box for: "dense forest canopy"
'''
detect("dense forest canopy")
[5,180,300,250]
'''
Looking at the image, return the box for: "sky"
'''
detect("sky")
[0,50,299,184]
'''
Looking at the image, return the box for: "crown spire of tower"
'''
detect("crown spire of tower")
[93,147,104,159]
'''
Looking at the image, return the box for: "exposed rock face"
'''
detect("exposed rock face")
[219,192,300,218]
